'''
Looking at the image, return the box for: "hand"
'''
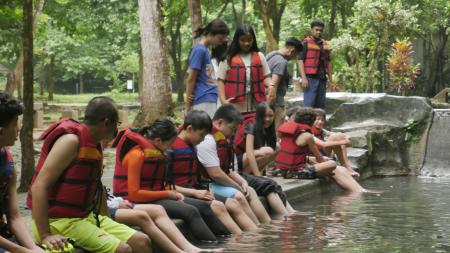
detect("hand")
[301,78,309,88]
[266,86,276,104]
[169,191,185,201]
[27,247,47,253]
[119,200,134,209]
[41,234,69,251]
[223,97,234,104]
[186,94,195,104]
[194,190,215,201]
[240,181,250,198]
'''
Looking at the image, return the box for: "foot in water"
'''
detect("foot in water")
[362,188,384,194]
[186,247,225,252]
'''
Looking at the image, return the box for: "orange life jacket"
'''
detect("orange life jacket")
[167,136,210,189]
[233,112,256,156]
[224,53,266,104]
[303,37,330,75]
[275,121,311,171]
[26,119,103,218]
[0,148,13,237]
[113,129,166,199]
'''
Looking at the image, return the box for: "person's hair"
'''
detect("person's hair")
[211,41,228,62]
[310,19,325,28]
[294,107,317,126]
[183,110,212,132]
[253,102,276,149]
[227,24,259,63]
[0,92,23,127]
[285,37,303,53]
[286,106,301,119]
[194,19,229,39]
[83,96,118,125]
[139,118,178,142]
[313,108,326,119]
[213,104,243,124]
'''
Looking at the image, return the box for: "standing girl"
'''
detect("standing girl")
[185,19,230,117]
[217,24,272,113]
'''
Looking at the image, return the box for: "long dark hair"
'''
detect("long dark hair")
[194,19,229,39]
[139,118,178,141]
[227,24,259,64]
[253,102,276,150]
[211,41,228,62]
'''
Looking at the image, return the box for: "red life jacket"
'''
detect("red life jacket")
[233,112,256,156]
[275,121,311,171]
[224,53,266,104]
[168,136,209,189]
[198,127,234,176]
[0,148,13,237]
[113,129,166,200]
[26,119,103,218]
[303,37,330,75]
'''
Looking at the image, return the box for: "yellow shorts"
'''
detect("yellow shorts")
[33,212,136,253]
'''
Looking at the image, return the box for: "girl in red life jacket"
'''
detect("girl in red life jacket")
[312,108,359,177]
[280,108,365,193]
[217,24,272,113]
[185,19,229,117]
[0,93,45,253]
[113,119,226,242]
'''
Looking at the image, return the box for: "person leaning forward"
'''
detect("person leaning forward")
[27,97,152,253]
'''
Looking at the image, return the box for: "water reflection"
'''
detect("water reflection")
[207,177,450,252]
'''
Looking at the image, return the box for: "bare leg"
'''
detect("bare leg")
[114,209,181,253]
[266,192,289,217]
[209,200,243,235]
[246,187,271,223]
[124,230,152,253]
[224,198,257,231]
[115,242,133,253]
[331,166,364,193]
[233,191,261,225]
[133,204,203,253]
[242,147,276,174]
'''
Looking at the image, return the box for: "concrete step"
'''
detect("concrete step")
[345,130,369,149]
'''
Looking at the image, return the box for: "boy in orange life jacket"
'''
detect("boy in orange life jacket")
[168,110,257,234]
[298,19,332,109]
[27,97,151,253]
[276,108,365,193]
[217,24,272,113]
[0,93,45,253]
[113,119,230,243]
[312,108,359,177]
[197,104,272,225]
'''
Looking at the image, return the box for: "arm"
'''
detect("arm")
[185,69,199,114]
[267,74,281,105]
[32,134,79,249]
[217,79,229,104]
[245,134,261,176]
[5,171,45,252]
[125,149,178,203]
[206,166,243,191]
[326,54,333,83]
[174,186,214,201]
[298,60,308,88]
[296,132,326,163]
[315,136,350,148]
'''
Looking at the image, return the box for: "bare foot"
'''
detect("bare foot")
[348,168,360,177]
[184,247,224,253]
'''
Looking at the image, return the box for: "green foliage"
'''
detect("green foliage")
[404,119,421,144]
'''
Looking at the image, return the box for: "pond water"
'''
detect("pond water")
[213,177,450,253]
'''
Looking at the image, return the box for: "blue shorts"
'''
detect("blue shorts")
[209,183,239,199]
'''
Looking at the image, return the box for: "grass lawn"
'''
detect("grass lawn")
[34,92,183,104]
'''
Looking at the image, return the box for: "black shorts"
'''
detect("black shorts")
[240,173,287,206]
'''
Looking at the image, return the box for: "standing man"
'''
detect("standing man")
[266,37,303,128]
[298,19,332,109]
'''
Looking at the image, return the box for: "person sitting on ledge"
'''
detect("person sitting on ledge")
[311,108,359,177]
[0,92,45,253]
[275,107,365,193]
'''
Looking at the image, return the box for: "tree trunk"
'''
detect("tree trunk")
[48,55,54,101]
[134,0,173,126]
[18,0,34,192]
[4,0,45,97]
[424,28,448,97]
[39,61,46,96]
[256,1,278,52]
[79,73,84,94]
[255,0,286,52]
[188,0,202,44]
[138,46,143,95]
[241,0,246,24]
[328,0,338,38]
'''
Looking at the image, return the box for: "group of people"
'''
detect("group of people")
[0,18,364,253]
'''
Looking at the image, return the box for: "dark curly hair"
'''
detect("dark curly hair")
[294,107,317,126]
[0,92,23,127]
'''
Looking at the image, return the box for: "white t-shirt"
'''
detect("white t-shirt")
[217,52,271,93]
[196,134,238,171]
